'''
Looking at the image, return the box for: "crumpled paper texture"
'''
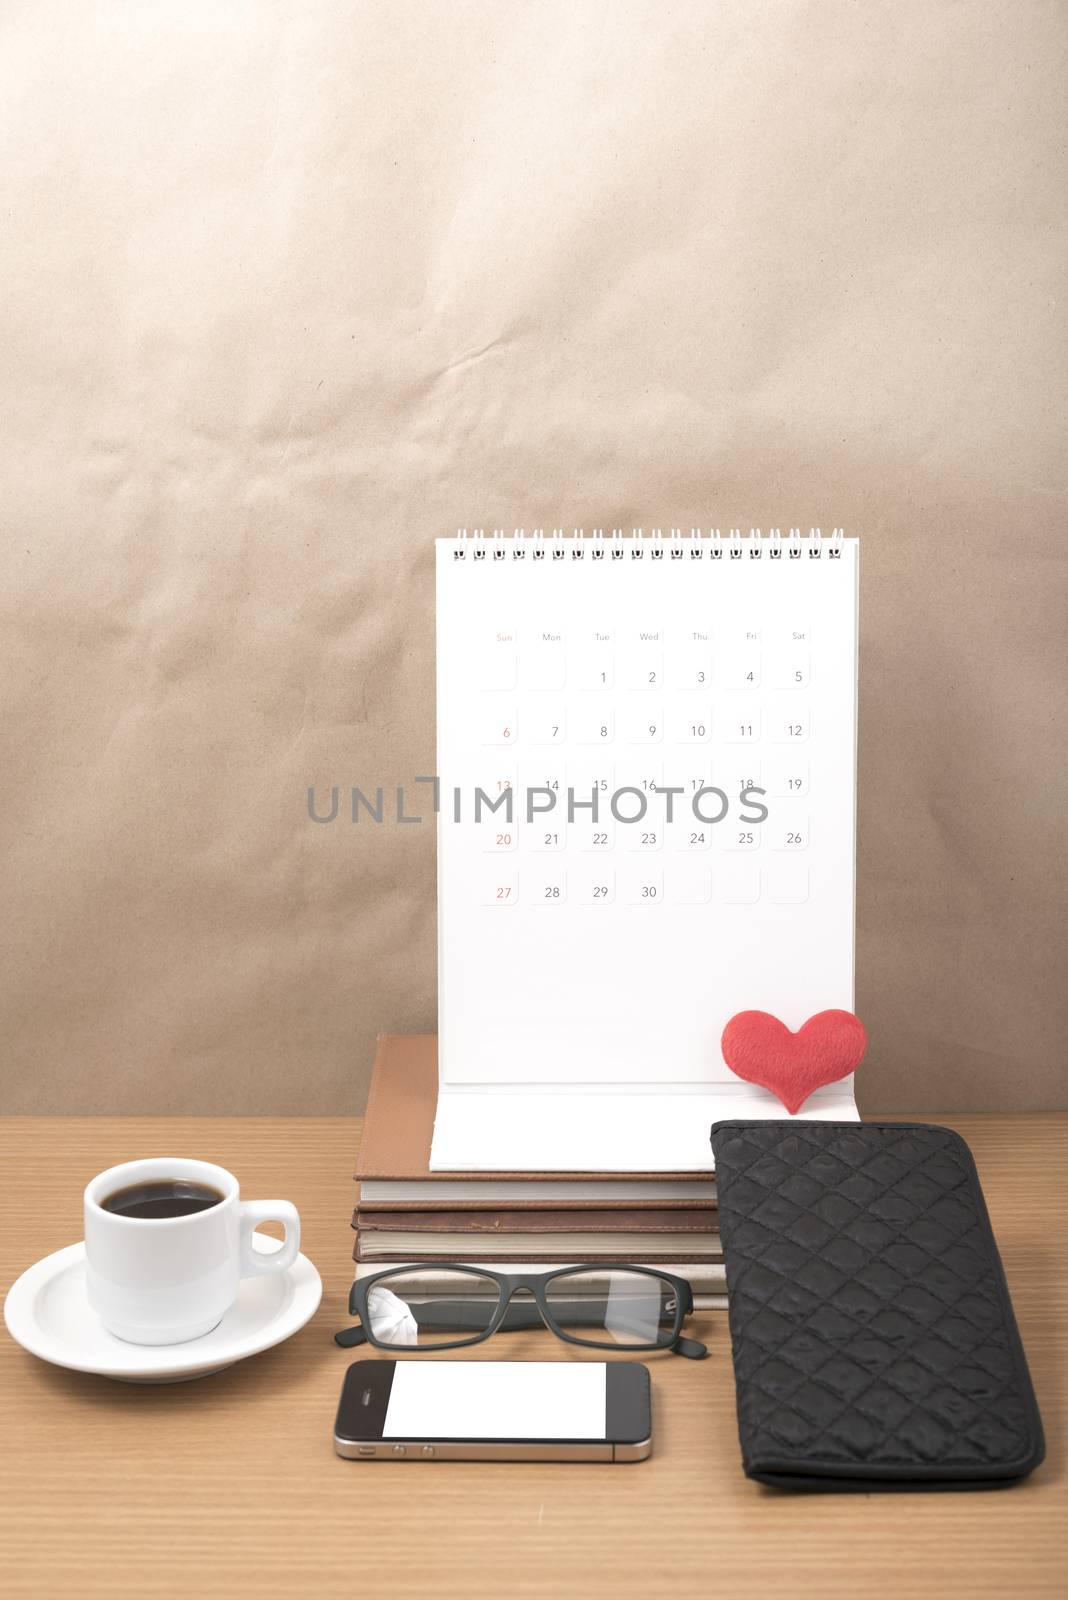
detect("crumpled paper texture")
[1,2,1065,1112]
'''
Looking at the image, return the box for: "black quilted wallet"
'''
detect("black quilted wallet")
[709,1121,1045,1491]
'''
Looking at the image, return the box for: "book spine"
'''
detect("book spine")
[354,1196,717,1211]
[353,1241,724,1266]
[351,1209,719,1233]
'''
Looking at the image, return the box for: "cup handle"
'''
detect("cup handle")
[239,1200,301,1277]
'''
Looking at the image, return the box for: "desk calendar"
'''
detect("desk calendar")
[431,528,859,1171]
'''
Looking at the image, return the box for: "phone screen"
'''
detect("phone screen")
[383,1361,607,1441]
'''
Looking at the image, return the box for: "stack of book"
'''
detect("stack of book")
[353,1036,724,1308]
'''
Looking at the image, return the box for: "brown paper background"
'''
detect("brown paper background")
[1,2,1066,1115]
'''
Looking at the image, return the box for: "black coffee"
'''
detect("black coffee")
[101,1179,225,1220]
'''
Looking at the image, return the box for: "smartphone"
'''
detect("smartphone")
[334,1359,651,1462]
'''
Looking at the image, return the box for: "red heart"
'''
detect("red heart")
[721,1010,867,1114]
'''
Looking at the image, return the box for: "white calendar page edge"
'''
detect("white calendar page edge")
[430,1080,860,1172]
[432,536,860,1172]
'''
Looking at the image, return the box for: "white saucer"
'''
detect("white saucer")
[3,1237,322,1383]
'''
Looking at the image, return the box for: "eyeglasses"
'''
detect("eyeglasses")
[334,1264,708,1359]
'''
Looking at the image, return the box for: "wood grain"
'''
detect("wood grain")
[0,1115,1064,1599]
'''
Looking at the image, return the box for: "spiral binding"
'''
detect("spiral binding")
[452,526,846,560]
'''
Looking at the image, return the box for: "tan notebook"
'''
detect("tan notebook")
[354,1238,723,1264]
[352,1258,729,1296]
[357,1035,717,1208]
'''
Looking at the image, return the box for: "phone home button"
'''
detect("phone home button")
[392,1445,407,1457]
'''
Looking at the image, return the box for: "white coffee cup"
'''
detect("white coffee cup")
[84,1157,300,1345]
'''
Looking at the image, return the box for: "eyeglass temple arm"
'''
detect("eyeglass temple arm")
[335,1297,707,1358]
[334,1324,369,1349]
[674,1335,708,1360]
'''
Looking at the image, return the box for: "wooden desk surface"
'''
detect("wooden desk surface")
[0,1115,1064,1599]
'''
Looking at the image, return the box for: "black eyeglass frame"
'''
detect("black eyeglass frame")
[335,1263,708,1359]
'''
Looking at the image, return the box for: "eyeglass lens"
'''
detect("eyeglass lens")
[364,1270,502,1347]
[542,1268,680,1347]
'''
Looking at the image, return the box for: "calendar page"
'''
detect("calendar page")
[431,529,859,1171]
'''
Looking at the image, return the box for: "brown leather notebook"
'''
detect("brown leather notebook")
[353,1207,717,1234]
[356,1035,716,1207]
